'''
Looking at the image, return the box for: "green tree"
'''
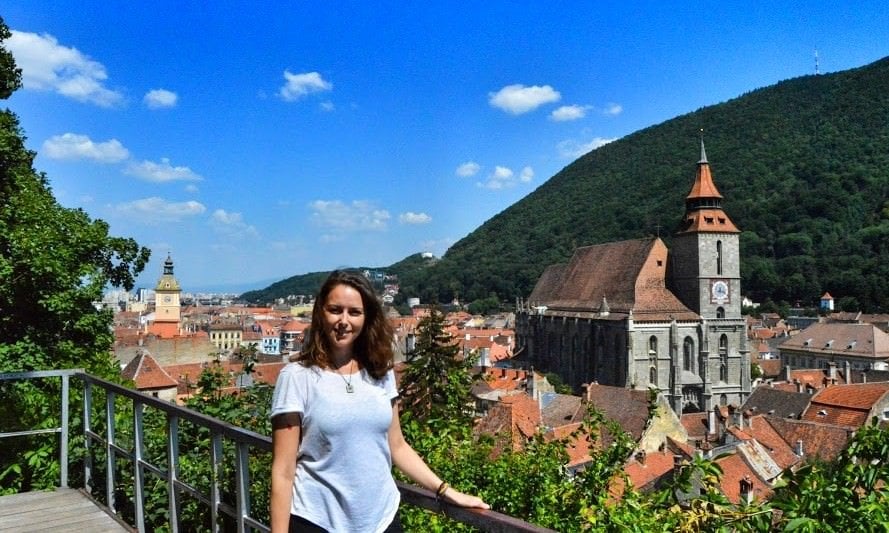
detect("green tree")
[398,308,475,430]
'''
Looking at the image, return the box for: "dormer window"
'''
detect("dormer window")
[847,341,857,350]
[803,338,813,346]
[825,340,834,348]
[705,216,714,224]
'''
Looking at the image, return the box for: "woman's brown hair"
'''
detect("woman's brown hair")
[296,270,394,379]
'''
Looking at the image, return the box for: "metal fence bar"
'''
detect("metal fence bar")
[133,400,146,533]
[61,373,70,488]
[235,441,250,532]
[167,414,180,533]
[105,390,116,513]
[210,432,223,533]
[84,380,93,494]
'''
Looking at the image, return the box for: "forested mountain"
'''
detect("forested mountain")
[245,56,889,312]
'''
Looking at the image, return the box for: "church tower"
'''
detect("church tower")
[149,254,182,338]
[669,140,749,411]
[670,140,741,319]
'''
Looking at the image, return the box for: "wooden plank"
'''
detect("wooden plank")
[0,489,130,532]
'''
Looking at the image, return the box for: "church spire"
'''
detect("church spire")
[678,137,739,234]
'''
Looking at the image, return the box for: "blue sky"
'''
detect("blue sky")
[4,2,889,293]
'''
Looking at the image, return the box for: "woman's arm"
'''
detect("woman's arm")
[270,412,302,533]
[388,402,489,509]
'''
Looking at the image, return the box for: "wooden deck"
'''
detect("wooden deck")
[0,488,131,532]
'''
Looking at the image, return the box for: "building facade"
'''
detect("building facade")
[516,143,750,414]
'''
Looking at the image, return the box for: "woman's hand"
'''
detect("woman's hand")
[441,487,490,509]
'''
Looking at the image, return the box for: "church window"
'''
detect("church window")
[719,334,729,382]
[649,336,658,384]
[716,240,723,275]
[720,394,728,406]
[716,307,725,319]
[684,337,695,372]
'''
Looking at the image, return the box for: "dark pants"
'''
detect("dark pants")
[289,512,403,532]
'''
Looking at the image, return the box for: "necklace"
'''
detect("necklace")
[334,359,356,393]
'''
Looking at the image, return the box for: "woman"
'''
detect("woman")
[270,270,488,532]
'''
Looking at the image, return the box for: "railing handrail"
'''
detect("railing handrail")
[0,370,555,533]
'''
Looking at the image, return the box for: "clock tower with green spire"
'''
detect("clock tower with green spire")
[150,253,182,338]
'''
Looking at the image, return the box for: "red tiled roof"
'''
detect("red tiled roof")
[802,382,889,427]
[121,351,178,390]
[779,323,889,360]
[529,238,697,320]
[764,416,851,463]
[715,453,772,504]
[624,450,675,492]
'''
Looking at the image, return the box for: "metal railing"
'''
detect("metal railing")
[0,370,553,533]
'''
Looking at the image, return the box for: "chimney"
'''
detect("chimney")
[783,364,792,382]
[795,439,804,458]
[828,362,837,383]
[844,360,852,384]
[794,379,803,394]
[635,450,647,465]
[708,408,718,438]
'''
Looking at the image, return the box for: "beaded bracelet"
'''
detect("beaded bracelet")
[435,481,450,500]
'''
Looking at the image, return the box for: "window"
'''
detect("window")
[719,334,729,382]
[649,336,658,385]
[684,337,695,372]
[716,307,725,319]
[716,240,723,275]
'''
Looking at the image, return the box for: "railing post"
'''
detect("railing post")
[235,442,250,533]
[133,400,146,533]
[60,373,70,488]
[83,378,93,493]
[106,391,117,513]
[210,433,223,533]
[167,414,180,533]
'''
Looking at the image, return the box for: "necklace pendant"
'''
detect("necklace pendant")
[346,383,354,393]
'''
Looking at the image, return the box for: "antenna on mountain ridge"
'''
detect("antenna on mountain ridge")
[814,49,820,75]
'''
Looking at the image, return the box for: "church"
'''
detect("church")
[515,142,750,414]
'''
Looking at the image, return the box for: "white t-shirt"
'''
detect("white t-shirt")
[271,362,400,532]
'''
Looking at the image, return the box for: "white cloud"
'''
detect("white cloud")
[125,157,203,182]
[474,165,535,190]
[455,161,481,177]
[493,166,513,179]
[488,84,560,115]
[112,197,206,223]
[602,103,623,116]
[557,137,617,159]
[550,104,591,122]
[184,184,199,193]
[399,212,432,224]
[520,166,534,183]
[279,70,333,101]
[320,101,335,112]
[210,209,259,239]
[144,89,178,109]
[41,133,129,163]
[8,30,123,107]
[309,200,390,234]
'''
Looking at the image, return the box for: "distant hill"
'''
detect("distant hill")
[245,57,889,312]
[239,253,437,304]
